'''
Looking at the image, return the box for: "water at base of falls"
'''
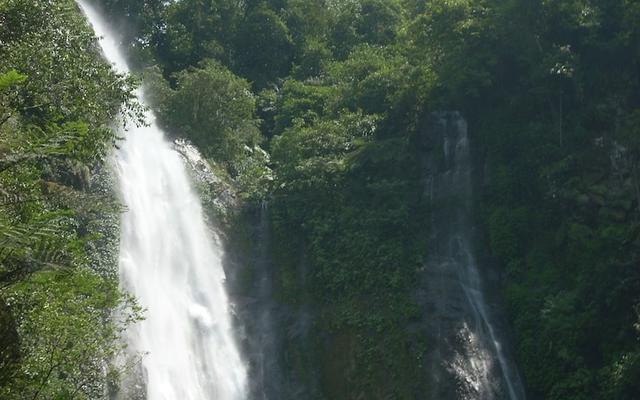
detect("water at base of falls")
[77,2,248,399]
[417,112,525,400]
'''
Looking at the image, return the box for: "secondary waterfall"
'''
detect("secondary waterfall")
[418,112,525,400]
[77,2,248,399]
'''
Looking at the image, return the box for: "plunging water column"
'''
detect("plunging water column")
[77,2,248,399]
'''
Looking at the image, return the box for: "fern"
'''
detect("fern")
[0,70,26,92]
[0,216,83,288]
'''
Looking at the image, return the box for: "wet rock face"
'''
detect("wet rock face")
[419,112,472,209]
[221,204,320,400]
[415,112,525,400]
[173,140,293,400]
[173,138,238,216]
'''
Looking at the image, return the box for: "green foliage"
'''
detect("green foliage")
[291,38,332,79]
[272,79,335,135]
[236,3,295,87]
[328,0,404,59]
[0,0,139,126]
[0,0,141,397]
[269,67,428,397]
[1,271,141,400]
[461,1,640,398]
[272,111,377,196]
[326,45,412,115]
[160,0,242,72]
[145,60,271,199]
[282,0,331,60]
[161,60,261,164]
[406,0,496,103]
[0,71,26,92]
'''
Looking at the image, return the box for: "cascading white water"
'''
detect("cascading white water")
[77,2,248,399]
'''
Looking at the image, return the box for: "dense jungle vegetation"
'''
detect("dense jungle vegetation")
[1,0,639,399]
[0,0,142,398]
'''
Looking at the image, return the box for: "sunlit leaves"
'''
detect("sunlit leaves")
[0,1,141,398]
[1,270,141,400]
[272,111,378,193]
[161,59,261,166]
[1,0,141,127]
[0,71,26,92]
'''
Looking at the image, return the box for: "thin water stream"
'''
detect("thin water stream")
[420,113,525,400]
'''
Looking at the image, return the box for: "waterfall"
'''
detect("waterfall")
[418,112,525,400]
[77,2,248,399]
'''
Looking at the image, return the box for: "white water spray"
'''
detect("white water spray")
[77,2,248,399]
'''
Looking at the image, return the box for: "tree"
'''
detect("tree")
[162,60,261,168]
[235,3,294,87]
[328,0,404,59]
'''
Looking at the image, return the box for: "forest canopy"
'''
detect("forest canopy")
[1,0,639,399]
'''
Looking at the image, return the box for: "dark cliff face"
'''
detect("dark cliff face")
[222,204,321,400]
[225,204,284,400]
[414,112,525,400]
